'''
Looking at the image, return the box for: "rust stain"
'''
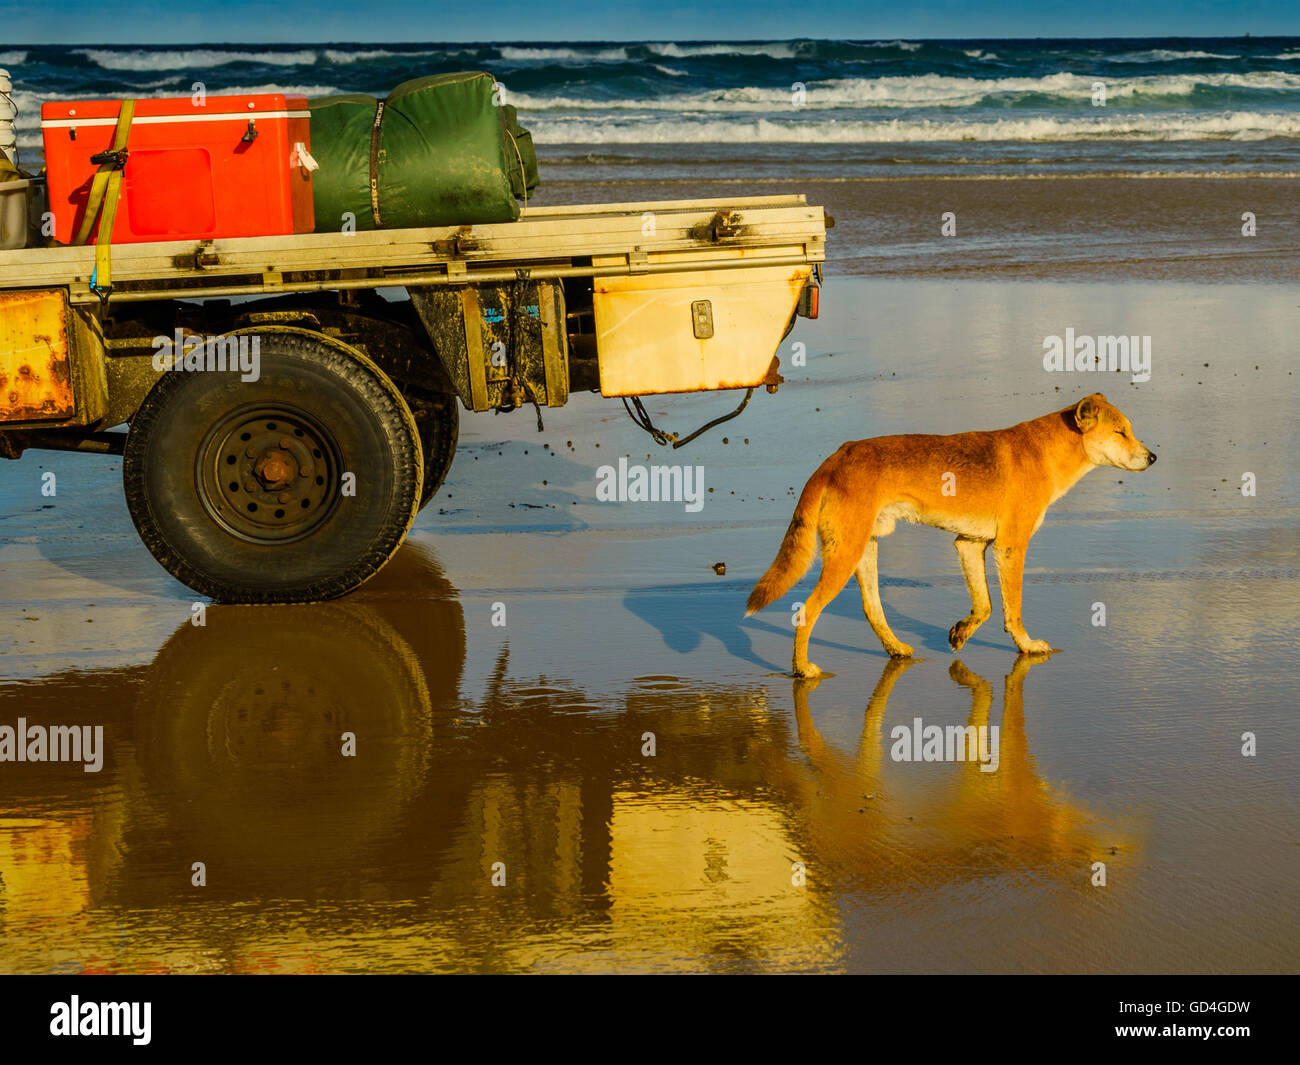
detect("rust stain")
[711,375,766,390]
[0,291,77,423]
[762,355,784,394]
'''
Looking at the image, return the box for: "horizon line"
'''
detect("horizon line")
[7,33,1300,46]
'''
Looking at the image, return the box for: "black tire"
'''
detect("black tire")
[405,387,459,510]
[123,328,423,603]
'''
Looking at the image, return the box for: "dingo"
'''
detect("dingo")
[745,394,1156,676]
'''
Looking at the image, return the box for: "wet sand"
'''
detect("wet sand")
[533,173,1300,282]
[1,277,1297,973]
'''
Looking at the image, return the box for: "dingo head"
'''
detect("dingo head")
[1073,394,1157,471]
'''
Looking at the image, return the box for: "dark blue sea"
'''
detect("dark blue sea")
[3,37,1299,176]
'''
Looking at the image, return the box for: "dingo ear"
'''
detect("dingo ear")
[1074,395,1101,430]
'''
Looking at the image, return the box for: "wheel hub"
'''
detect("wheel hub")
[253,447,298,491]
[197,407,339,544]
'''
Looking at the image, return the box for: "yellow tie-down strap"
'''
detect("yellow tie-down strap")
[72,98,135,299]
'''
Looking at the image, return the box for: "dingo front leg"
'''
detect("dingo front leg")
[949,537,992,651]
[993,539,1054,655]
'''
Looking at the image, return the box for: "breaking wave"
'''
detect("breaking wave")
[72,48,321,71]
[527,111,1300,144]
[507,71,1300,112]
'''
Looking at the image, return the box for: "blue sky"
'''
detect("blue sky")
[3,0,1298,44]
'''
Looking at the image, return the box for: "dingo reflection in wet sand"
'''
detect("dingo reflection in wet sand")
[767,656,1133,896]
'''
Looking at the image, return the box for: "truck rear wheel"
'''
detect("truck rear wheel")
[405,387,458,510]
[123,328,423,603]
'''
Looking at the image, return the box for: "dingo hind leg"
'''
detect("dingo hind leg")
[854,538,913,659]
[792,506,872,678]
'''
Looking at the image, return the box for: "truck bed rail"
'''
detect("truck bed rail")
[0,194,826,304]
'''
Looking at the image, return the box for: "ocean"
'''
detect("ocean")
[4,36,1300,179]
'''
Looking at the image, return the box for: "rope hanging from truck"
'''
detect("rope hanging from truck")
[622,388,755,450]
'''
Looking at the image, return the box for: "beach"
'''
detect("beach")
[1,273,1296,972]
[0,38,1297,974]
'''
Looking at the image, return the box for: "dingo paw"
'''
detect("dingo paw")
[793,661,822,678]
[887,643,914,659]
[1019,638,1055,655]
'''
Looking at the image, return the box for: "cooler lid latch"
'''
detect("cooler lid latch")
[292,142,318,172]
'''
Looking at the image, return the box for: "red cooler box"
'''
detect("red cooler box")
[42,93,314,245]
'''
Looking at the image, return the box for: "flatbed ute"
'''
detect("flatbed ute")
[0,194,826,601]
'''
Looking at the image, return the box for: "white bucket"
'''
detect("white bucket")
[0,70,15,164]
[0,176,30,250]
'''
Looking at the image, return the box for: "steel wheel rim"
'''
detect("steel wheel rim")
[195,404,342,545]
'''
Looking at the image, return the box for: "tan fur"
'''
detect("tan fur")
[745,393,1156,676]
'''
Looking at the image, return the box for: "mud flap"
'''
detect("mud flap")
[409,279,568,414]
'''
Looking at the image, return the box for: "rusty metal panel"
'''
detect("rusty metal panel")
[0,290,76,422]
[594,264,811,397]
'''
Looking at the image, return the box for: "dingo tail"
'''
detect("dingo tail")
[745,471,825,616]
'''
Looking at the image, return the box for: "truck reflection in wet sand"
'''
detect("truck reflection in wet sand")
[0,542,1133,974]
